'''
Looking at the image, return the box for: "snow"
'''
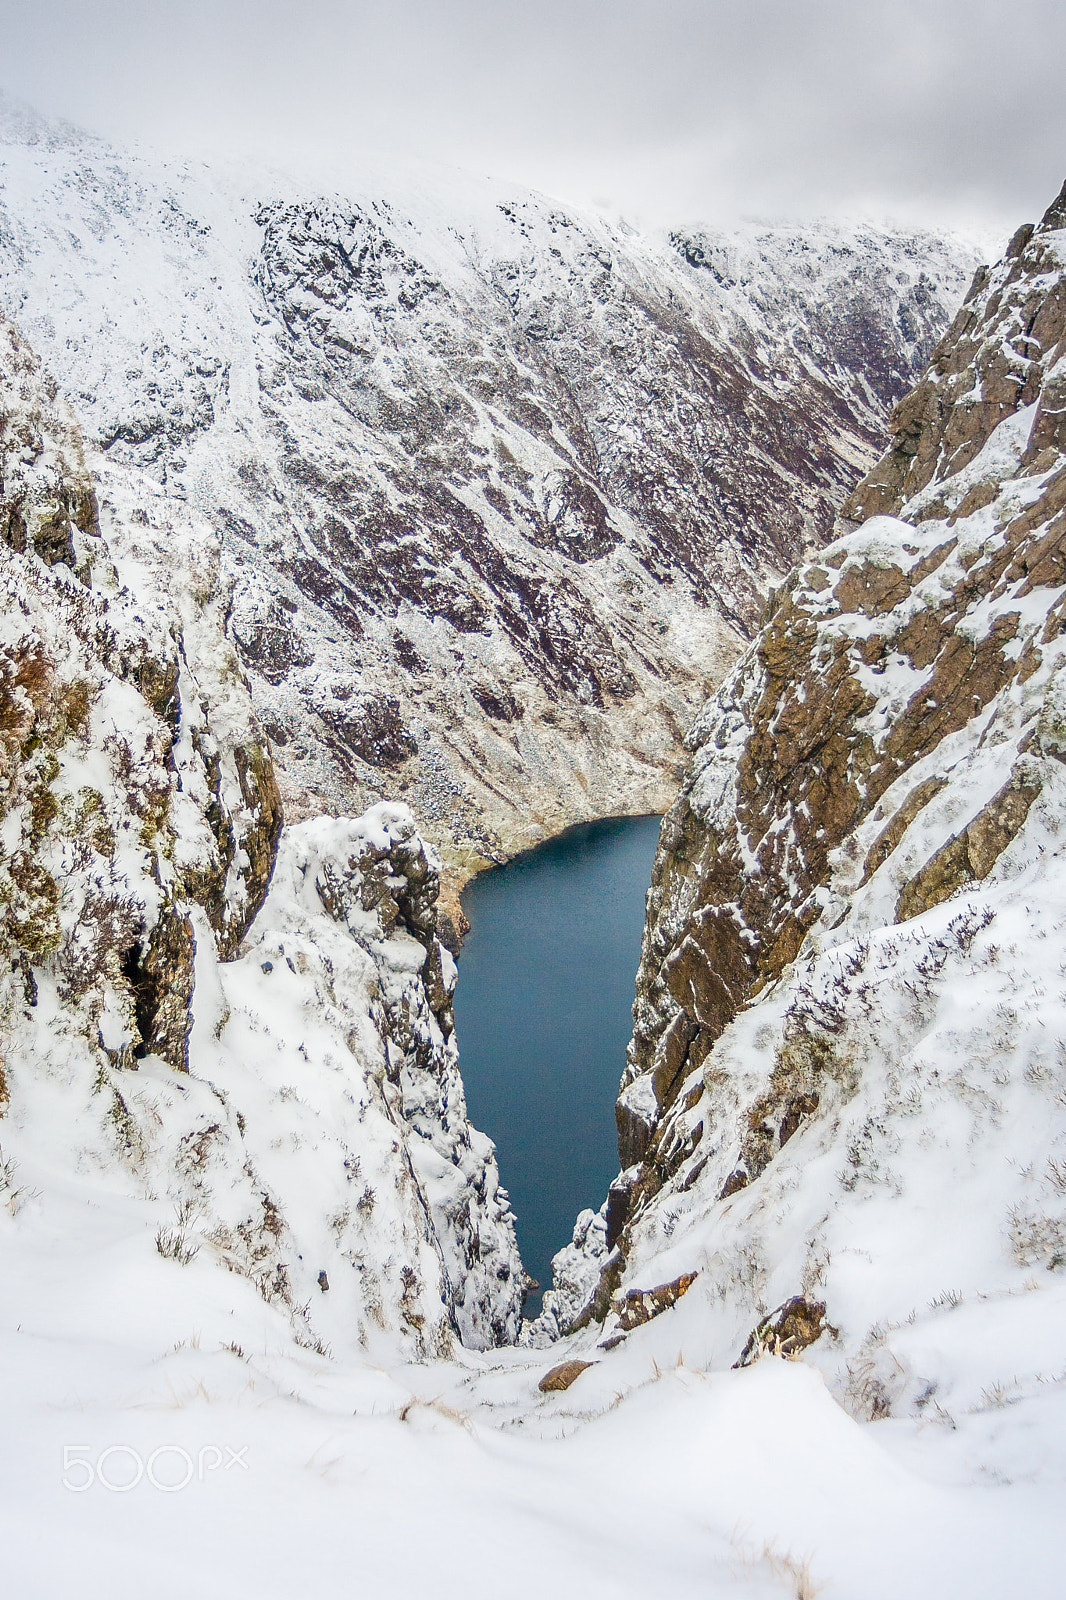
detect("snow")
[6,769,1065,1596]
[1,92,1059,1600]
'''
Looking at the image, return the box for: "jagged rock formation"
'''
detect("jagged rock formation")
[0,312,521,1352]
[0,315,280,1069]
[193,808,524,1350]
[536,185,1066,1435]
[0,96,979,899]
[842,180,1066,521]
[2,106,1063,1600]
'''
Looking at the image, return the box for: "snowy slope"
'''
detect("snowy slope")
[0,95,980,898]
[4,96,1059,1600]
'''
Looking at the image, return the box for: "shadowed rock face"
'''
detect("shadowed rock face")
[538,179,1066,1335]
[0,101,980,888]
[842,180,1066,522]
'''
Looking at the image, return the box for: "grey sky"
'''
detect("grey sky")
[1,0,1061,238]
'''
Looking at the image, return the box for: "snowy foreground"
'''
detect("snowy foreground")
[2,925,1062,1600]
[1,1175,1061,1599]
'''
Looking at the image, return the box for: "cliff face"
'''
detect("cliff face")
[841,181,1066,521]
[537,185,1066,1440]
[0,313,521,1354]
[0,316,281,1070]
[3,112,1065,1599]
[0,97,979,900]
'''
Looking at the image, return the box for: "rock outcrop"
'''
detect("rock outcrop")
[608,178,1066,1225]
[539,184,1066,1428]
[0,316,280,1070]
[196,807,525,1351]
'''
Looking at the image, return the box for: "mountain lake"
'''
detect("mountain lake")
[454,814,662,1315]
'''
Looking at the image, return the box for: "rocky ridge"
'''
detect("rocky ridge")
[531,182,1066,1449]
[0,97,980,905]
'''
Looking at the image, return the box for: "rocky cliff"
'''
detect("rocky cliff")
[534,183,1066,1453]
[2,104,1063,1599]
[0,315,281,1070]
[0,311,522,1355]
[0,96,979,907]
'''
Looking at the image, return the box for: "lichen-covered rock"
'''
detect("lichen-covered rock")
[615,1270,698,1332]
[734,1296,829,1367]
[538,1359,596,1392]
[0,801,525,1360]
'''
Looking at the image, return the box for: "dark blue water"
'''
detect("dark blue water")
[454,814,661,1312]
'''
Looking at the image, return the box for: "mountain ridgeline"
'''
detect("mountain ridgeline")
[0,96,978,912]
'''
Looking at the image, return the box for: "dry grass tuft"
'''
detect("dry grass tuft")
[733,1532,824,1599]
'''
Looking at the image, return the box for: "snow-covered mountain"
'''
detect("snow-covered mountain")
[531,181,1066,1535]
[6,92,1063,1600]
[0,95,979,908]
[2,187,1062,1589]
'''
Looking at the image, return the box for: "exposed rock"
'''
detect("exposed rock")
[842,178,1066,523]
[125,905,197,1072]
[895,766,1041,922]
[0,314,283,1071]
[615,1271,698,1332]
[734,1297,829,1367]
[538,1359,596,1392]
[544,182,1066,1374]
[0,318,99,573]
[251,809,525,1348]
[0,314,522,1349]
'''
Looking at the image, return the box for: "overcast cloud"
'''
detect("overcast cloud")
[0,0,1061,239]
